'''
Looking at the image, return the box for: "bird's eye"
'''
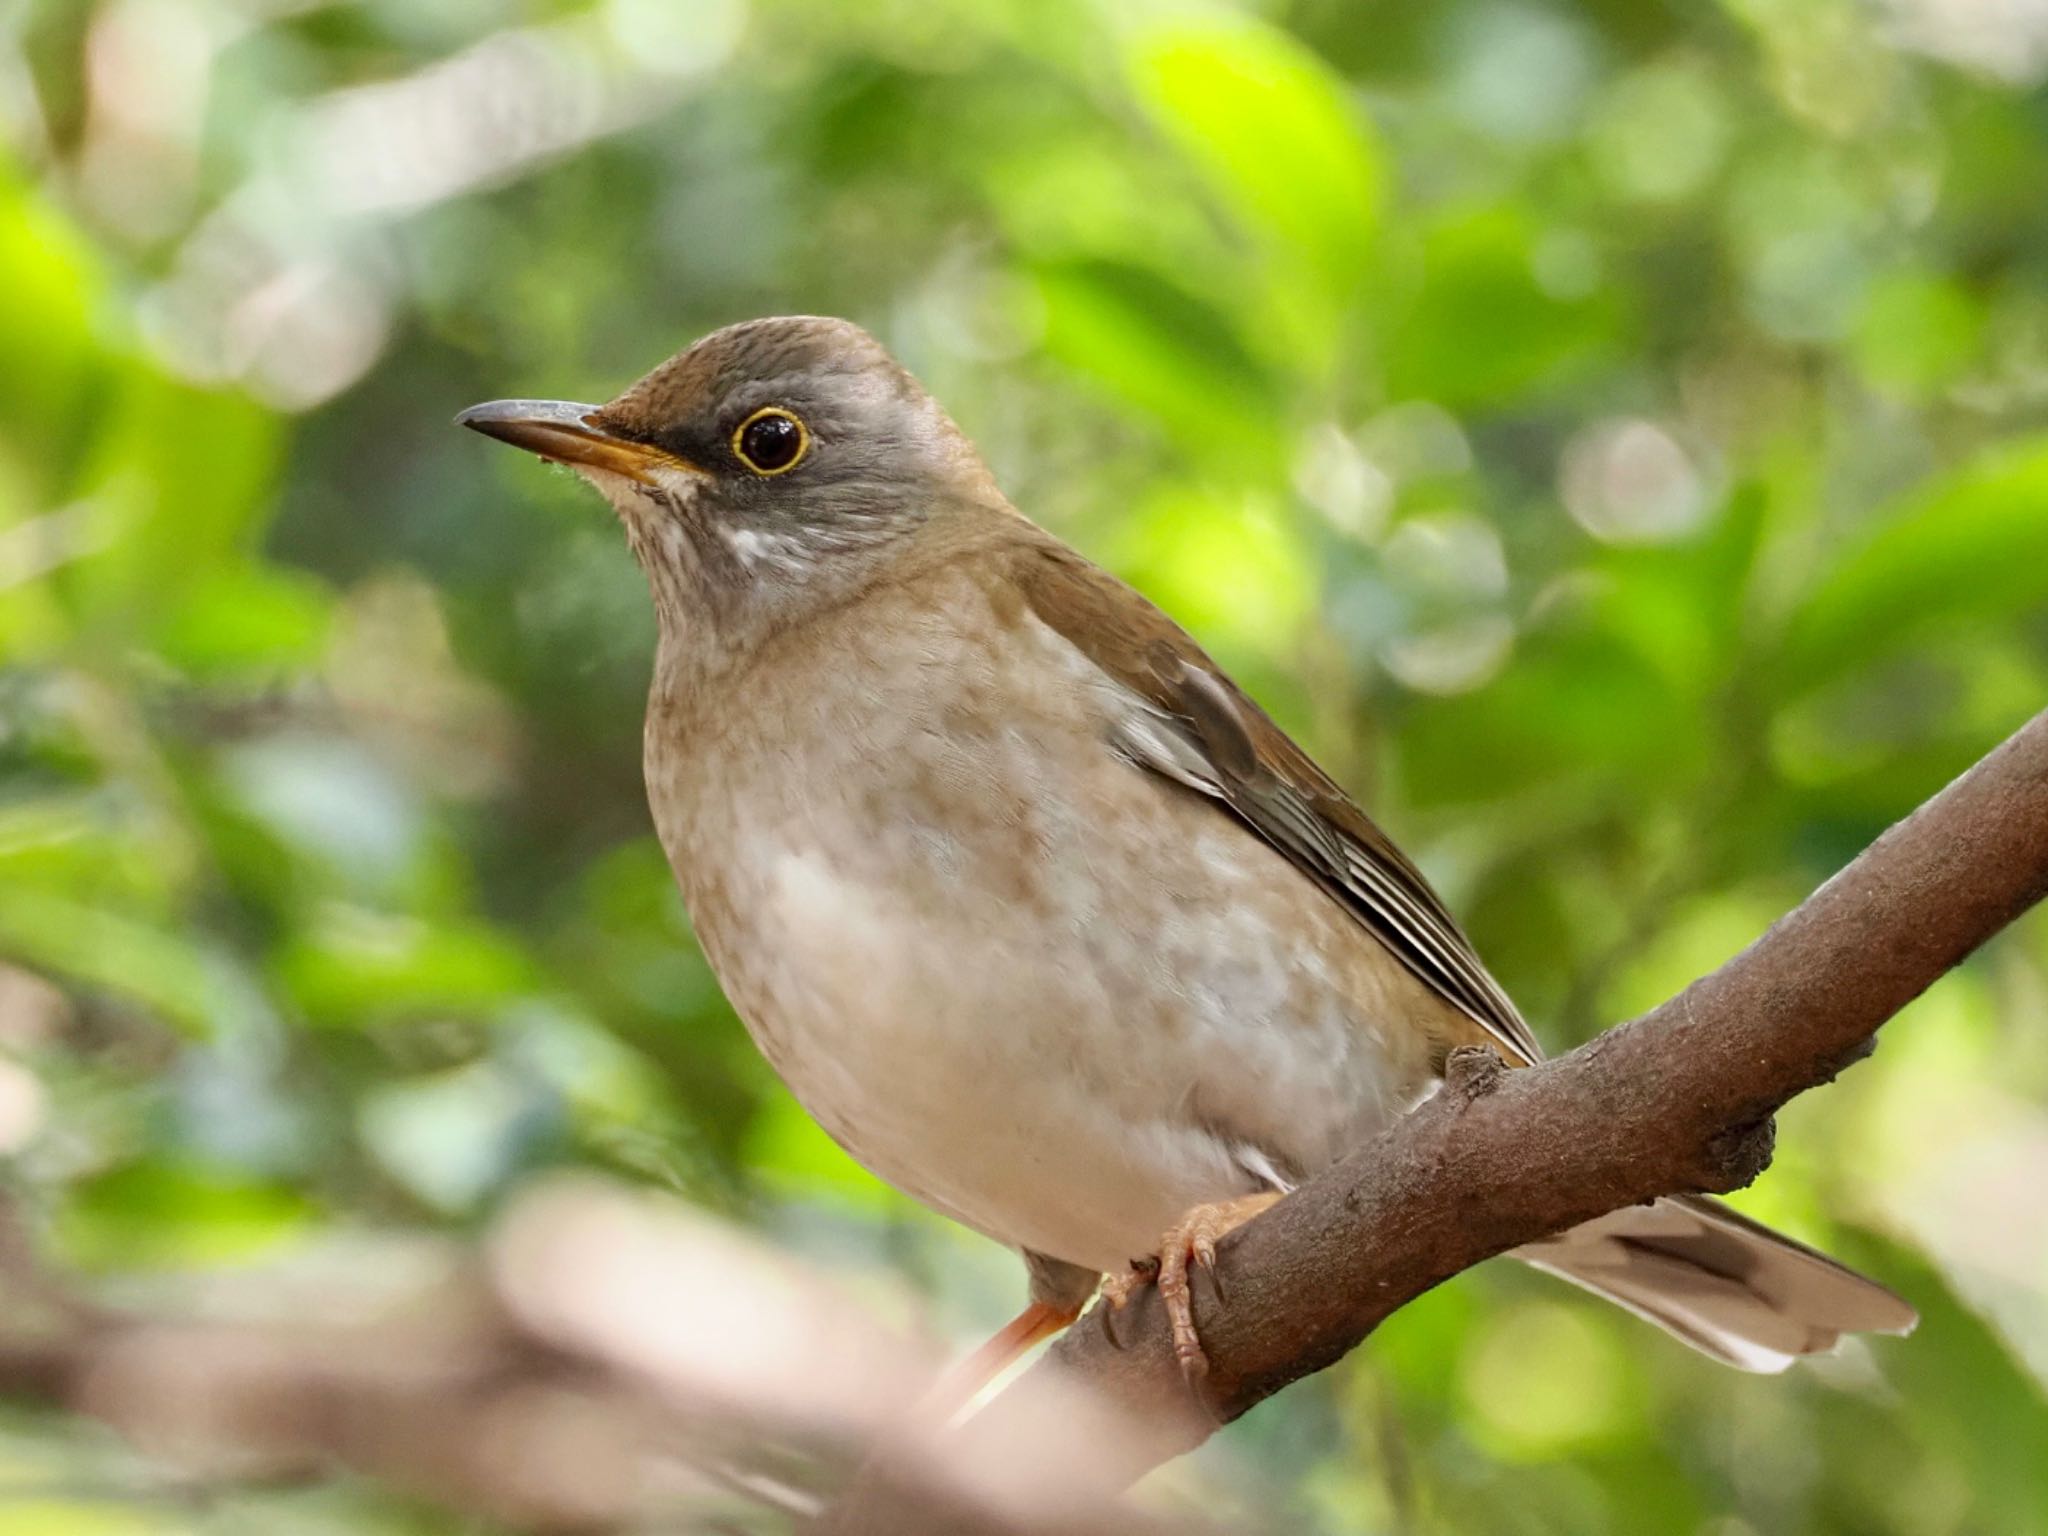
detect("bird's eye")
[732,407,809,476]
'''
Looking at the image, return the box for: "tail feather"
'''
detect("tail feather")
[1514,1195,1916,1373]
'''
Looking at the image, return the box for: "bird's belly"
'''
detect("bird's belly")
[665,740,1444,1275]
[648,596,1450,1274]
[716,873,1258,1268]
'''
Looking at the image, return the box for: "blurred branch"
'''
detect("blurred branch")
[850,707,2048,1516]
[0,1184,1184,1536]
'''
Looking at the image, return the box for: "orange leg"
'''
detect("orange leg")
[916,1297,1082,1424]
[1101,1193,1283,1384]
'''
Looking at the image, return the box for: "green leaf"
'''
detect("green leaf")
[1852,271,1984,398]
[152,562,333,674]
[56,1160,315,1270]
[277,906,535,1025]
[743,1091,897,1212]
[1382,205,1622,406]
[0,887,239,1038]
[72,374,283,635]
[1030,257,1277,447]
[1776,436,2048,696]
[1112,485,1314,657]
[1853,1241,2048,1531]
[1396,621,1697,807]
[0,167,105,483]
[1126,15,1382,301]
[0,1502,166,1536]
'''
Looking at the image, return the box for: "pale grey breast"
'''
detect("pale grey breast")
[641,561,1449,1272]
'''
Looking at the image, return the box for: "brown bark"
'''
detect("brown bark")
[903,707,2048,1511]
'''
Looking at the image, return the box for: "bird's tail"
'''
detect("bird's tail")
[1513,1194,1916,1372]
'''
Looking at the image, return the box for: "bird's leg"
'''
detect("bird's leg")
[915,1297,1082,1424]
[1102,1193,1283,1383]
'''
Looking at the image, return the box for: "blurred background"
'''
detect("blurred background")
[3,0,2048,1530]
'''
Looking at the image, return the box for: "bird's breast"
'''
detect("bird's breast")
[638,572,1441,1268]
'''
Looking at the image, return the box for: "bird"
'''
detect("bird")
[458,314,1915,1397]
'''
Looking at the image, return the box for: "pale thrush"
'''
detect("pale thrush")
[460,316,1915,1393]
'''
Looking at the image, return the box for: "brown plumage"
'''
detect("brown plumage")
[1015,541,1542,1066]
[458,315,1915,1393]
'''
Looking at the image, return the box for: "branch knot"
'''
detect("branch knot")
[1699,1115,1777,1193]
[1443,1046,1505,1103]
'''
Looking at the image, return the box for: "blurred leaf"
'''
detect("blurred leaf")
[358,1060,542,1212]
[1777,436,2048,695]
[278,907,535,1025]
[0,1502,165,1536]
[152,563,332,674]
[0,887,230,1037]
[0,168,104,481]
[1125,14,1382,302]
[57,1159,315,1270]
[1112,487,1314,657]
[1030,257,1277,446]
[1458,1299,1644,1462]
[73,375,282,633]
[1383,205,1622,405]
[1397,618,1694,807]
[1857,1241,2048,1530]
[744,1090,896,1211]
[1852,270,1985,398]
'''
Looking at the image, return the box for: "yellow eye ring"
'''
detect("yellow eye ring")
[732,406,810,476]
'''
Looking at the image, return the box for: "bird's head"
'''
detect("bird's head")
[459,316,1004,651]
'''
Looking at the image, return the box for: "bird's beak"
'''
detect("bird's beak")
[456,399,701,484]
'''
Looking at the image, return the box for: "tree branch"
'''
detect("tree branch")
[0,1183,1192,1536]
[904,707,2048,1511]
[11,713,2047,1534]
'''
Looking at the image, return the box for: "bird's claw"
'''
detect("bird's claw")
[1100,1255,1158,1313]
[1095,1193,1282,1388]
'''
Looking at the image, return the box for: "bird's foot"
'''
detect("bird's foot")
[1101,1192,1283,1384]
[1097,1255,1158,1313]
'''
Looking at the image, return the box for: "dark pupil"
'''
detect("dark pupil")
[742,413,800,470]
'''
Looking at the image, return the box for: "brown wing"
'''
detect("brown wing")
[1014,539,1544,1067]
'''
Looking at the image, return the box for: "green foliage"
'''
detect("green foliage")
[2,0,2047,1531]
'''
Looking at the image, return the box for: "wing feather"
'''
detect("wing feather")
[1016,540,1543,1067]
